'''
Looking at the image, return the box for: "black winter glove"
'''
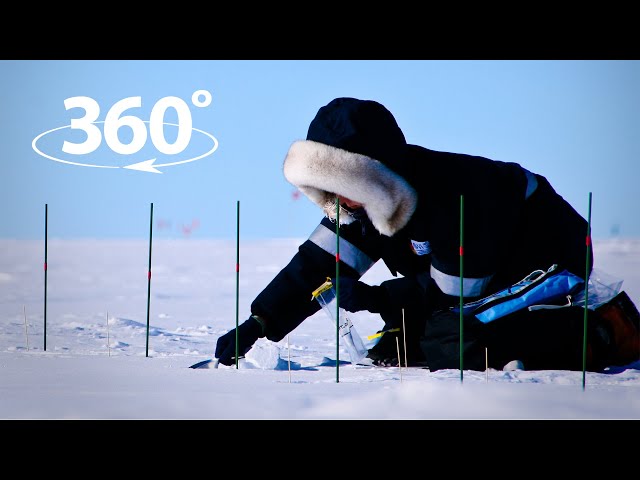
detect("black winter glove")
[215,316,264,366]
[331,277,389,313]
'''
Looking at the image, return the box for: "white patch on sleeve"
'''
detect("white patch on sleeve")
[410,239,432,256]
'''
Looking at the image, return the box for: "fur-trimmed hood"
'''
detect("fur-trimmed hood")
[282,98,418,237]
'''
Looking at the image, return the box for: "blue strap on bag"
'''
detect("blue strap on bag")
[452,264,585,324]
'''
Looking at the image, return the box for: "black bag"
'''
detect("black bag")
[419,265,611,372]
[420,304,604,372]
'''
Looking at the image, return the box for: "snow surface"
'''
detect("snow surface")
[1,237,639,420]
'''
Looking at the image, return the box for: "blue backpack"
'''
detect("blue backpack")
[453,264,585,324]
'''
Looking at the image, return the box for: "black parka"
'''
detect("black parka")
[250,98,592,343]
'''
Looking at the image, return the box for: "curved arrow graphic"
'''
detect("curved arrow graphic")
[122,124,219,174]
[32,124,119,169]
[33,122,219,173]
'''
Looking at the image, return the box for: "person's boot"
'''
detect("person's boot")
[366,326,428,367]
[367,297,430,367]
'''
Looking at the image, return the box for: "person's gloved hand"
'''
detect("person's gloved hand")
[215,316,264,366]
[331,277,388,313]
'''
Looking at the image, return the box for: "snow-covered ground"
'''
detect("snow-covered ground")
[1,237,639,420]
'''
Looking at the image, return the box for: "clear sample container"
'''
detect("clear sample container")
[311,277,368,364]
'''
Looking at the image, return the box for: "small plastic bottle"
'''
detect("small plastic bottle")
[311,277,368,364]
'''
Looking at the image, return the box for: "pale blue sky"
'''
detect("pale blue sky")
[2,60,639,241]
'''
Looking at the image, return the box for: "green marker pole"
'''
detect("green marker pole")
[582,192,592,391]
[235,200,240,369]
[145,203,154,357]
[459,195,464,383]
[44,204,48,352]
[335,196,340,383]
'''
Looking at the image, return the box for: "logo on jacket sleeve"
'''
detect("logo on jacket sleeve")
[410,239,432,256]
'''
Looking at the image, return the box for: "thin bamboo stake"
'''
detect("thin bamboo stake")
[287,334,291,383]
[23,305,29,351]
[582,192,592,391]
[107,311,111,357]
[485,347,488,382]
[396,336,402,383]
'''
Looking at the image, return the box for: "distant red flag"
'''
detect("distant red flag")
[156,219,171,230]
[181,219,200,238]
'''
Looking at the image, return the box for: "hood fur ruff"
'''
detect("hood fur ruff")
[283,140,417,237]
